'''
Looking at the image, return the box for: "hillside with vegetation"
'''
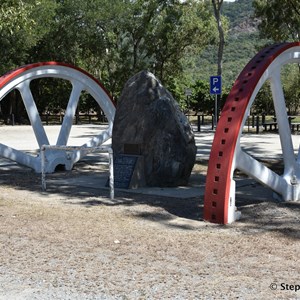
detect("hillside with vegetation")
[192,0,267,87]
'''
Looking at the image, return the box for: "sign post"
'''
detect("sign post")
[185,88,192,121]
[210,75,222,128]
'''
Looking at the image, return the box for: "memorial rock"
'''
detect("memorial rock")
[112,70,196,187]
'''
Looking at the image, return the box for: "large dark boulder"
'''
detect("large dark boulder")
[112,71,196,187]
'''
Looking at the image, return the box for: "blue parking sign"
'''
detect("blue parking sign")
[210,76,222,95]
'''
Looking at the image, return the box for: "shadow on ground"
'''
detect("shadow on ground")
[0,158,300,238]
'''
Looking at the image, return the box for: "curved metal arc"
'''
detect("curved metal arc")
[0,63,116,121]
[204,42,300,224]
[0,62,115,103]
[0,62,116,173]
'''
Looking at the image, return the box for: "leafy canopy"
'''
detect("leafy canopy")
[253,0,300,41]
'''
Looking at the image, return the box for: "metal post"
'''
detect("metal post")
[40,145,114,199]
[214,95,218,127]
[248,115,250,132]
[109,151,114,200]
[256,115,259,134]
[262,113,266,125]
[197,115,201,132]
[41,146,46,191]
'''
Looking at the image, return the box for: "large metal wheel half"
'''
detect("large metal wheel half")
[204,42,300,224]
[0,62,115,173]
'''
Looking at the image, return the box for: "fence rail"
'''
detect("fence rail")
[188,114,300,133]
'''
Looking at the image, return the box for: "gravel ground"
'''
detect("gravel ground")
[0,125,300,299]
[0,162,300,300]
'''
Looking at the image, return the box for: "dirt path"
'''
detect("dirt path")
[0,165,300,300]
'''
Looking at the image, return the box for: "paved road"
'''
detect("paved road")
[194,125,300,160]
[1,124,299,159]
[0,124,110,150]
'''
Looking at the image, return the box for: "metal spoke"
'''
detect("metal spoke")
[270,70,296,176]
[71,127,112,163]
[236,147,288,195]
[56,81,84,145]
[17,80,49,147]
[0,143,38,170]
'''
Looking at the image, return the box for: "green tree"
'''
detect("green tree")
[33,0,217,98]
[253,82,274,115]
[147,0,216,84]
[189,79,229,114]
[253,1,300,115]
[0,0,57,123]
[0,0,218,122]
[0,0,57,73]
[191,80,214,113]
[281,65,300,115]
[253,0,300,41]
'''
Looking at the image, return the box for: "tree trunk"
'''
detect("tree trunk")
[212,0,224,122]
[212,0,224,77]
